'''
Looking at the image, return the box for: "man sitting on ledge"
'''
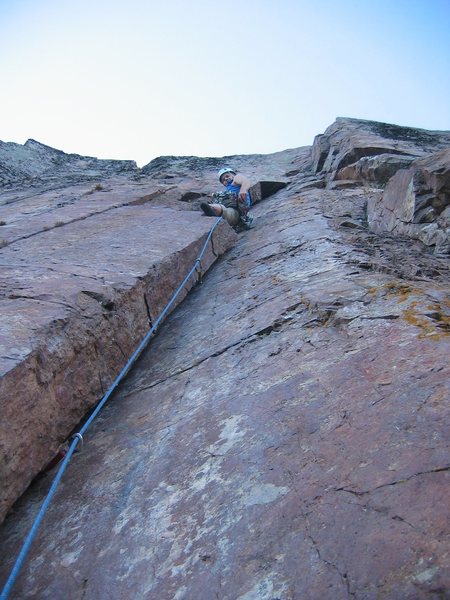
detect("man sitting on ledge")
[201,167,253,230]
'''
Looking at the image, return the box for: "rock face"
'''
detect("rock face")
[0,119,449,599]
[367,149,450,253]
[312,117,450,178]
[312,118,450,253]
[0,203,236,523]
[0,139,138,189]
[0,178,245,523]
[0,140,292,525]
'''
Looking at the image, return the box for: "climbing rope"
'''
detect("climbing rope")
[0,217,223,600]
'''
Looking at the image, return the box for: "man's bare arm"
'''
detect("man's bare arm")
[233,174,252,199]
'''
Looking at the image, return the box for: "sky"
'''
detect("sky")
[1,0,449,167]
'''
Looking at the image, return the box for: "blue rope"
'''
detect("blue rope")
[0,217,223,600]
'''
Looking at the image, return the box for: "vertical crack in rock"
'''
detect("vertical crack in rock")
[210,231,218,257]
[143,293,153,327]
[305,520,356,599]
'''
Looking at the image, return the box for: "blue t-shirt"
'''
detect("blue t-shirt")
[226,182,251,209]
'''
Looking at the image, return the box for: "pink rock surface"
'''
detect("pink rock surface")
[1,163,449,599]
[367,149,450,253]
[0,197,235,523]
[311,117,450,177]
[0,119,449,599]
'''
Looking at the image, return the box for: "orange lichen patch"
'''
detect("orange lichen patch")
[364,286,379,296]
[402,300,450,340]
[364,282,422,303]
[383,282,418,302]
[271,274,284,284]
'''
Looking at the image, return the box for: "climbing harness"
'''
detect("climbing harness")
[212,190,238,207]
[212,190,254,231]
[0,217,223,600]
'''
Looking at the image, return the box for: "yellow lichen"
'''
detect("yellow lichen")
[401,300,450,341]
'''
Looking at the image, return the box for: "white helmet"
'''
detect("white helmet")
[218,167,236,183]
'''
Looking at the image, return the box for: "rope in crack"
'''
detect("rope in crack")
[0,217,223,600]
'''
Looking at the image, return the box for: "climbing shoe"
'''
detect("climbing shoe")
[201,202,217,217]
[240,214,254,230]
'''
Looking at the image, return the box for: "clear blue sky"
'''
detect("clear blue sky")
[1,0,449,166]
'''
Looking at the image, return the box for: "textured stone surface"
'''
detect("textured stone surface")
[0,192,236,523]
[312,117,450,178]
[367,149,450,253]
[310,118,450,253]
[0,139,138,189]
[0,119,449,599]
[0,138,300,523]
[335,153,416,184]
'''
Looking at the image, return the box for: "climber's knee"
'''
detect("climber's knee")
[221,207,240,226]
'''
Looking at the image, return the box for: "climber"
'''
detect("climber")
[200,167,253,230]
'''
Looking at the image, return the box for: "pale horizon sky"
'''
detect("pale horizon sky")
[1,0,449,167]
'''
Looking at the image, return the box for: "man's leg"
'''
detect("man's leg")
[200,202,222,217]
[200,203,239,226]
[221,207,240,226]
